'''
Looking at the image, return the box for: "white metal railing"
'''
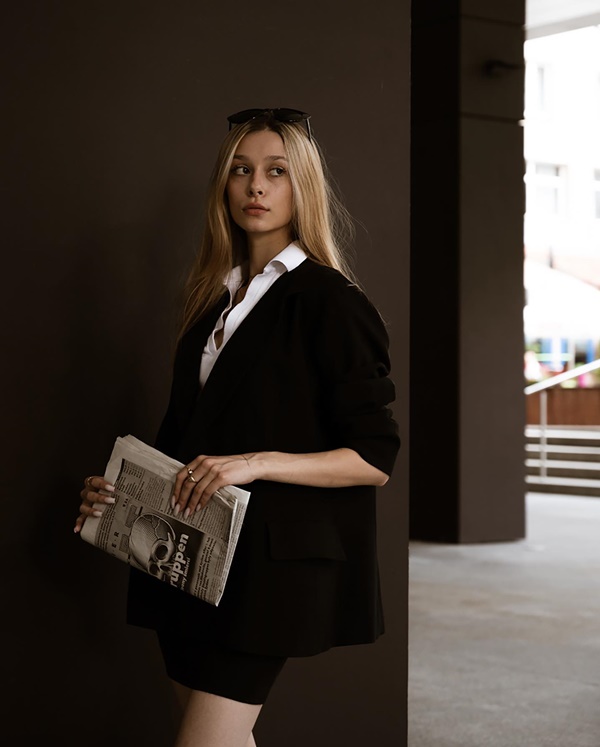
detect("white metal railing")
[524,358,600,479]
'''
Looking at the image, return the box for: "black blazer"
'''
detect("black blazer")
[127,259,400,657]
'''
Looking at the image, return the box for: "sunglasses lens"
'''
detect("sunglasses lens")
[227,108,310,124]
[274,108,308,123]
[227,109,266,125]
[226,108,312,140]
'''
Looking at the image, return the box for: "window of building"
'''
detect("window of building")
[524,63,552,116]
[525,162,567,217]
[536,65,547,111]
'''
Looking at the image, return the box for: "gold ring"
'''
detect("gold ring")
[85,476,94,488]
[187,474,197,483]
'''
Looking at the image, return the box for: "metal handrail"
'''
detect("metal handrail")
[524,358,600,480]
[525,358,600,395]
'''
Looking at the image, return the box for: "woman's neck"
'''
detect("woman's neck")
[246,229,293,277]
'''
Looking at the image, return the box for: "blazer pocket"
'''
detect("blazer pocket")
[267,520,347,561]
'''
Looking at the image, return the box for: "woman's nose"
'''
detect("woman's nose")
[248,177,264,195]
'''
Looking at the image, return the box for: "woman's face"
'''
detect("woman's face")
[226,129,294,245]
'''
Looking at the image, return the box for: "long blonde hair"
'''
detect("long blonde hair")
[179,115,357,339]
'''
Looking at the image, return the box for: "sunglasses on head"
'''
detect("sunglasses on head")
[227,108,312,141]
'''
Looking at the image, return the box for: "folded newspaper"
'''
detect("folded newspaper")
[80,435,250,606]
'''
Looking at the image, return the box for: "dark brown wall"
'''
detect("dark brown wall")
[1,2,409,744]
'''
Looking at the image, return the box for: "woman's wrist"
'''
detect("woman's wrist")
[243,451,274,482]
[243,450,324,484]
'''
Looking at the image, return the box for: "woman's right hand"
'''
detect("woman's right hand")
[73,476,116,534]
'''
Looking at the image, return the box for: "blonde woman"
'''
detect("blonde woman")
[76,108,400,747]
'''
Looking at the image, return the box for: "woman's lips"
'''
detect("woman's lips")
[243,204,268,215]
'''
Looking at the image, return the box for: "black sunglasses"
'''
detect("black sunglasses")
[227,108,312,141]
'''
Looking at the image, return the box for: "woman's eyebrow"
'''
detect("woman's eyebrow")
[232,154,288,161]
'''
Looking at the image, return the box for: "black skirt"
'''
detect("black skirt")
[156,625,287,705]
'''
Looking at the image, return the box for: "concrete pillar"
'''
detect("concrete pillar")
[410,0,526,542]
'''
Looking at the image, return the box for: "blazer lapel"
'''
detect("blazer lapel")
[182,269,299,445]
[175,291,229,420]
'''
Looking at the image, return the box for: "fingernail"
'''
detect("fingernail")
[105,484,115,493]
[105,497,116,504]
[93,510,103,518]
[195,504,203,513]
[73,526,80,533]
[174,503,180,516]
[183,507,190,519]
[170,495,176,509]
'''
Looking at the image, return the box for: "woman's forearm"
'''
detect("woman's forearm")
[247,448,389,488]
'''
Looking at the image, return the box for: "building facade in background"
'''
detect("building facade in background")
[525,26,600,285]
[524,26,600,375]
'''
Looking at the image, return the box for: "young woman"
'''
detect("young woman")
[75,108,400,747]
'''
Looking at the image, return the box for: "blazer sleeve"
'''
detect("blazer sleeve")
[154,390,179,456]
[306,279,401,477]
[153,341,186,457]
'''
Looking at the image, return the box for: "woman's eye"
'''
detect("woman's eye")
[269,166,287,177]
[231,165,250,175]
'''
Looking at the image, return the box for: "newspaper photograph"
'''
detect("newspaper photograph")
[80,435,250,606]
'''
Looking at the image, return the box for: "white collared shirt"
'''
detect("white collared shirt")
[199,242,307,387]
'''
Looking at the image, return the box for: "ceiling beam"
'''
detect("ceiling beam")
[527,11,600,39]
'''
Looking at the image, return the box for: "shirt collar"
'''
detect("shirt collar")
[224,242,307,289]
[268,242,307,273]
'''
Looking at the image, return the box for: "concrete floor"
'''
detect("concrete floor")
[408,494,600,747]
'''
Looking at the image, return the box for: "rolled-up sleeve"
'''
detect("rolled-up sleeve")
[308,281,401,477]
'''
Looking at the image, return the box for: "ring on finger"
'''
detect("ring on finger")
[187,469,197,483]
[85,476,94,489]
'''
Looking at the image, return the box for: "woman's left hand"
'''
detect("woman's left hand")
[172,453,259,518]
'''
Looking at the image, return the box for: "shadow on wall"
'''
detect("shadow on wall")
[6,187,199,744]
